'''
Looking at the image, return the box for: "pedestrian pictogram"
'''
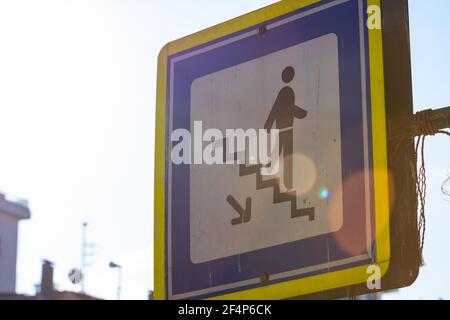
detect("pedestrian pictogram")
[265,66,308,191]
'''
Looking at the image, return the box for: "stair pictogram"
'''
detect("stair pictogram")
[227,162,315,225]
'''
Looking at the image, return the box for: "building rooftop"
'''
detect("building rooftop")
[0,291,100,301]
[0,193,31,220]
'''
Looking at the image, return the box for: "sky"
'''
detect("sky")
[0,0,449,300]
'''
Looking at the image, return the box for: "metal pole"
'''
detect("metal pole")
[417,106,450,131]
[81,222,87,293]
[109,262,122,300]
[391,106,450,138]
[117,266,122,300]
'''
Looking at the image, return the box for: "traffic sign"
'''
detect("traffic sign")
[155,0,393,300]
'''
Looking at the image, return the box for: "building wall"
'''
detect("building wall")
[0,212,19,293]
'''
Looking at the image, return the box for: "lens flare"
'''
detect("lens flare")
[291,153,318,196]
[320,188,330,199]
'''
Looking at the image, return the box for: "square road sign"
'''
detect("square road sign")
[155,0,391,300]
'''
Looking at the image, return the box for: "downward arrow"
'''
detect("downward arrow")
[227,195,252,226]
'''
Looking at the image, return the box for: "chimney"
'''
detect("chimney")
[40,260,55,299]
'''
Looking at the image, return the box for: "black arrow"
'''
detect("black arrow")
[227,195,252,226]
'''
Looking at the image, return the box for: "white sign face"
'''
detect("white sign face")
[190,33,343,264]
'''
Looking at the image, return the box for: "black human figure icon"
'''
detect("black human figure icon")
[264,66,308,190]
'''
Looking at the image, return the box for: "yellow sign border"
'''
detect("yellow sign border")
[155,0,390,300]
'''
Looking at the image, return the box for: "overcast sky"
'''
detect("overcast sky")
[0,0,449,300]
